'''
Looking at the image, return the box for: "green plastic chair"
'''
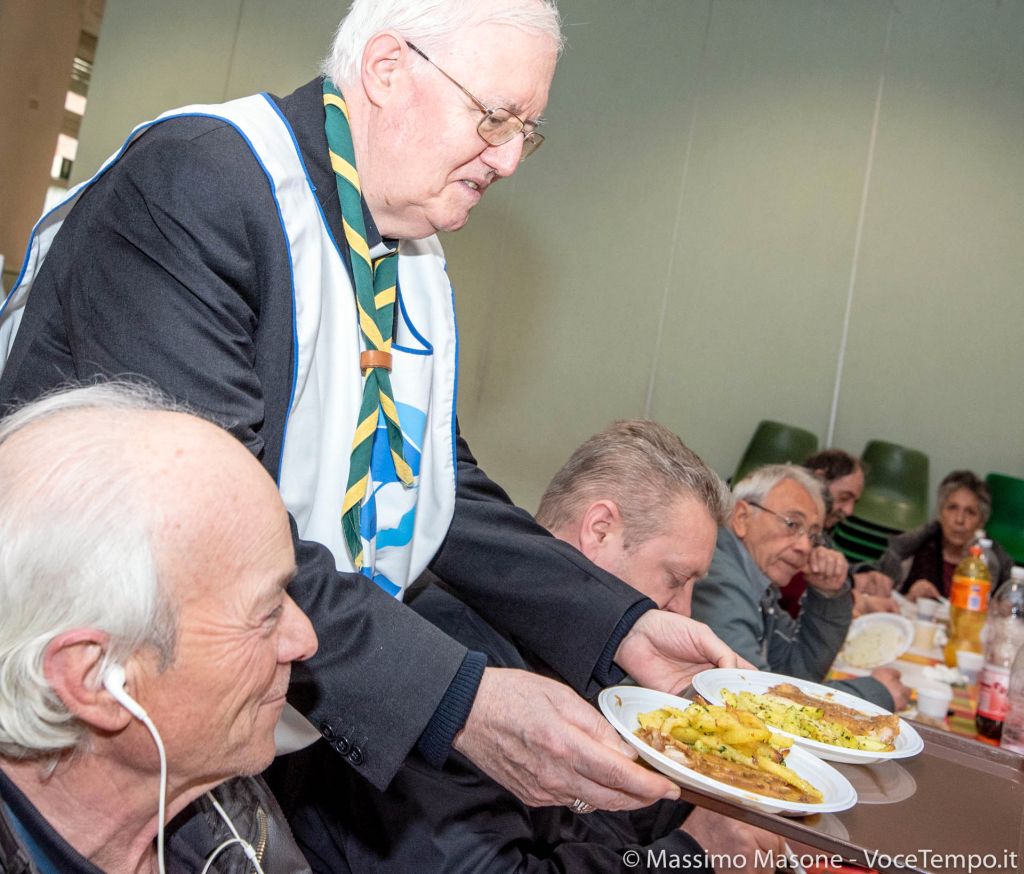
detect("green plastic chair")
[834,542,878,565]
[986,473,1024,565]
[839,515,896,545]
[832,525,886,562]
[853,440,930,532]
[732,420,818,485]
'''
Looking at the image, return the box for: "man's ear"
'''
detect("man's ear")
[577,500,623,562]
[360,31,409,107]
[43,630,133,733]
[731,500,751,539]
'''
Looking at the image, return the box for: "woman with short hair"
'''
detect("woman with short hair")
[878,470,1013,601]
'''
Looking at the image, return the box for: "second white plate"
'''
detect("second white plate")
[691,668,924,765]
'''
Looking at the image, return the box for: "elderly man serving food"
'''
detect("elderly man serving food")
[690,464,909,711]
[0,0,740,816]
[0,383,318,873]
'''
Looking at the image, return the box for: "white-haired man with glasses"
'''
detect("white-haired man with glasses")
[0,0,740,819]
[690,465,908,710]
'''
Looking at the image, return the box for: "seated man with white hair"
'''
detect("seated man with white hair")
[0,383,318,873]
[690,464,908,711]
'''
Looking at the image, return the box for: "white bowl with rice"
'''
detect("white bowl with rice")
[835,614,915,670]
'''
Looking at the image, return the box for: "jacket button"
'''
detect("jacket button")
[333,736,351,755]
[348,745,364,766]
[320,724,336,741]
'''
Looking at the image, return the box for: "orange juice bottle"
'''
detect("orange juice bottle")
[944,545,992,667]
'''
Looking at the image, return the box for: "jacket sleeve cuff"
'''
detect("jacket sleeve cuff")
[416,650,487,768]
[593,600,656,686]
[805,578,853,606]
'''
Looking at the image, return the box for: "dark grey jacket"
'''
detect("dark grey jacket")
[690,528,893,709]
[0,772,309,873]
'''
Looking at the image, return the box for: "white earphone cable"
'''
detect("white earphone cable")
[206,792,266,873]
[200,837,247,874]
[105,670,265,873]
[132,708,168,874]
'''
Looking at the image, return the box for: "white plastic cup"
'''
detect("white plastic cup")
[912,620,939,651]
[916,599,940,621]
[916,681,953,721]
[956,650,984,686]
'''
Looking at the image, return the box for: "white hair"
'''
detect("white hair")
[322,0,563,87]
[0,382,188,759]
[732,463,827,518]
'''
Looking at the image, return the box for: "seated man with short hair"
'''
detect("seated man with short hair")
[279,420,786,874]
[0,383,318,873]
[690,464,907,711]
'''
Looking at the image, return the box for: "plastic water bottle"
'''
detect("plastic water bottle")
[999,640,1024,754]
[944,545,991,668]
[989,567,1024,619]
[978,536,1000,583]
[976,569,1024,740]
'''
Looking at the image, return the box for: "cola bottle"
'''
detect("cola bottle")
[999,640,1024,754]
[983,568,1024,740]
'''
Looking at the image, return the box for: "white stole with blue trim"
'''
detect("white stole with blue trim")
[0,95,459,598]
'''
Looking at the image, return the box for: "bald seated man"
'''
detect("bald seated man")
[278,421,783,874]
[0,383,317,873]
[690,464,908,711]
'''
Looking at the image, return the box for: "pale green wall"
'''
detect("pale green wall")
[74,0,1024,514]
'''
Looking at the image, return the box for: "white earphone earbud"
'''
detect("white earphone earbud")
[99,662,264,873]
[102,663,149,720]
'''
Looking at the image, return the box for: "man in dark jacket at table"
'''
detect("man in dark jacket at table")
[278,421,786,874]
[0,0,738,816]
[778,449,898,618]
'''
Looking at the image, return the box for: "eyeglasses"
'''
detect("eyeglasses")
[406,41,545,162]
[747,501,826,548]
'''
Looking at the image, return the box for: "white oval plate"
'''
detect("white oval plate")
[598,685,857,815]
[691,669,924,765]
[835,614,915,669]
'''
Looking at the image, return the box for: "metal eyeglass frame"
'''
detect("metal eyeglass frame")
[746,500,826,548]
[405,41,544,161]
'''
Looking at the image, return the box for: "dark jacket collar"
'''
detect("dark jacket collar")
[271,77,386,252]
[0,768,101,874]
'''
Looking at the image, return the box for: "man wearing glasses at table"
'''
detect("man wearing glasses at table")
[0,0,741,818]
[690,465,908,710]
